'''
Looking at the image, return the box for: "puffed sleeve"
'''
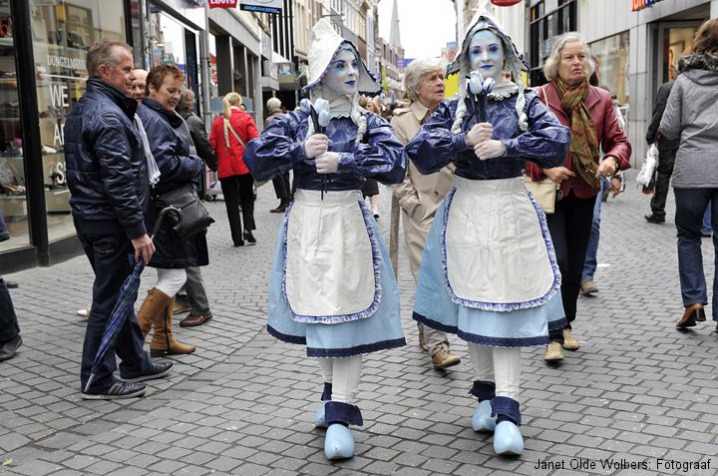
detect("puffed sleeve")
[659,77,683,141]
[336,114,407,185]
[502,93,571,169]
[405,101,469,175]
[243,108,310,183]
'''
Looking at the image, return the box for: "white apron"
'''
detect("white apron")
[443,176,559,310]
[284,189,381,323]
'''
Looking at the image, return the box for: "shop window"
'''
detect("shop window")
[591,31,630,109]
[30,1,127,245]
[0,2,25,252]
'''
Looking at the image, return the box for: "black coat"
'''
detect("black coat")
[646,81,680,151]
[180,111,217,171]
[64,80,148,239]
[137,99,208,269]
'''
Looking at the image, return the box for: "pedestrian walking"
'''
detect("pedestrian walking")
[210,92,260,247]
[524,32,631,363]
[645,79,680,224]
[135,64,206,357]
[0,214,21,362]
[65,39,172,399]
[390,57,461,370]
[265,97,292,213]
[358,95,382,219]
[243,19,407,460]
[177,88,218,173]
[659,19,718,330]
[406,9,570,456]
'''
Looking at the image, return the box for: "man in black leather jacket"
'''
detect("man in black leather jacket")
[65,39,172,400]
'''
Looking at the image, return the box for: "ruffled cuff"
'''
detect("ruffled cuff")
[452,133,468,153]
[337,152,356,174]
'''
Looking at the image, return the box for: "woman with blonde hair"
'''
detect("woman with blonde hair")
[210,92,259,247]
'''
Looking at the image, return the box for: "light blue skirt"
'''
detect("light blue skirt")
[413,196,567,347]
[267,200,406,357]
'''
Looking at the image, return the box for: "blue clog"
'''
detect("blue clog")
[471,400,497,432]
[314,402,327,428]
[324,424,355,460]
[493,421,524,456]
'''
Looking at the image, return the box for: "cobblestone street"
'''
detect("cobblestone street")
[2,173,718,475]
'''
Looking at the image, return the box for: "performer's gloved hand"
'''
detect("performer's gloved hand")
[304,134,330,159]
[464,123,493,147]
[315,152,340,174]
[473,139,506,161]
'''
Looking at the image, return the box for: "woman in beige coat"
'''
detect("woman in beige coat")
[391,58,460,369]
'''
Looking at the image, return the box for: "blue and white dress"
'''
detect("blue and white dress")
[244,99,407,357]
[406,86,571,347]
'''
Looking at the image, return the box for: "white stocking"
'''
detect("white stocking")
[317,358,333,384]
[468,343,495,382]
[329,355,362,403]
[493,347,521,401]
[155,268,187,297]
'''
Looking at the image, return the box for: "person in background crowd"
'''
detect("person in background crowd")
[210,92,260,247]
[580,87,626,296]
[407,8,570,456]
[243,19,406,460]
[0,214,22,362]
[358,95,383,219]
[135,64,206,357]
[171,88,215,329]
[645,77,680,225]
[525,32,631,363]
[65,40,172,399]
[660,19,718,330]
[130,68,148,101]
[390,58,461,370]
[265,97,291,213]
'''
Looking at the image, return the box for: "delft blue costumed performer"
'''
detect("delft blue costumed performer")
[243,19,407,460]
[406,6,570,456]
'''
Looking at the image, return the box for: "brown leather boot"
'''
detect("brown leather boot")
[136,288,171,338]
[150,296,197,357]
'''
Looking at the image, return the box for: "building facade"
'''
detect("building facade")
[0,0,267,273]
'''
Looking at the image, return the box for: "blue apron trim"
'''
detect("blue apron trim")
[267,324,307,345]
[306,337,406,358]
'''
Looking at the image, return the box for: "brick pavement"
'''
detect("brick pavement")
[2,174,718,475]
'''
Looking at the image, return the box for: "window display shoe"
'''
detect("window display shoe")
[493,421,524,456]
[471,400,496,432]
[121,361,173,382]
[544,342,564,362]
[314,402,327,428]
[81,379,146,400]
[324,424,355,460]
[562,329,580,351]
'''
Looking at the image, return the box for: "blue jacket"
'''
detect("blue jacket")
[406,91,570,179]
[65,79,148,239]
[137,99,208,269]
[244,100,406,191]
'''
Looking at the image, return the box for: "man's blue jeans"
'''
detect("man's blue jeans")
[674,188,718,319]
[582,178,609,281]
[77,232,151,392]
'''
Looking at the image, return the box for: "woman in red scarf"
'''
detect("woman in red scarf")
[526,32,631,363]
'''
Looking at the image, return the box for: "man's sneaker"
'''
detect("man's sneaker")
[121,361,173,382]
[81,379,146,400]
[432,345,461,369]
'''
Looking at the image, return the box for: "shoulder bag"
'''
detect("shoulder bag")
[154,183,214,239]
[522,86,561,214]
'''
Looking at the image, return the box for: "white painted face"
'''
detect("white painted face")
[322,46,359,101]
[468,30,505,82]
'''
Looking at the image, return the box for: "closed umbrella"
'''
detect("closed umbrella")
[84,207,179,393]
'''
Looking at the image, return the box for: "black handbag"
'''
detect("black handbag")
[154,183,214,239]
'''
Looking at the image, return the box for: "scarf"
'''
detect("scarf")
[554,77,600,189]
[133,114,161,187]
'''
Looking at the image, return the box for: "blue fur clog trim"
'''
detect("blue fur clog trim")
[280,199,383,324]
[492,396,521,426]
[325,401,364,426]
[469,380,496,401]
[306,338,406,358]
[321,382,333,401]
[439,187,561,311]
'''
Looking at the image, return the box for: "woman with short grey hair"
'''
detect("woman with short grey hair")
[403,57,445,103]
[542,33,596,82]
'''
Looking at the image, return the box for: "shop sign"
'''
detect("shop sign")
[490,0,522,6]
[239,0,282,14]
[632,0,665,12]
[208,0,237,8]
